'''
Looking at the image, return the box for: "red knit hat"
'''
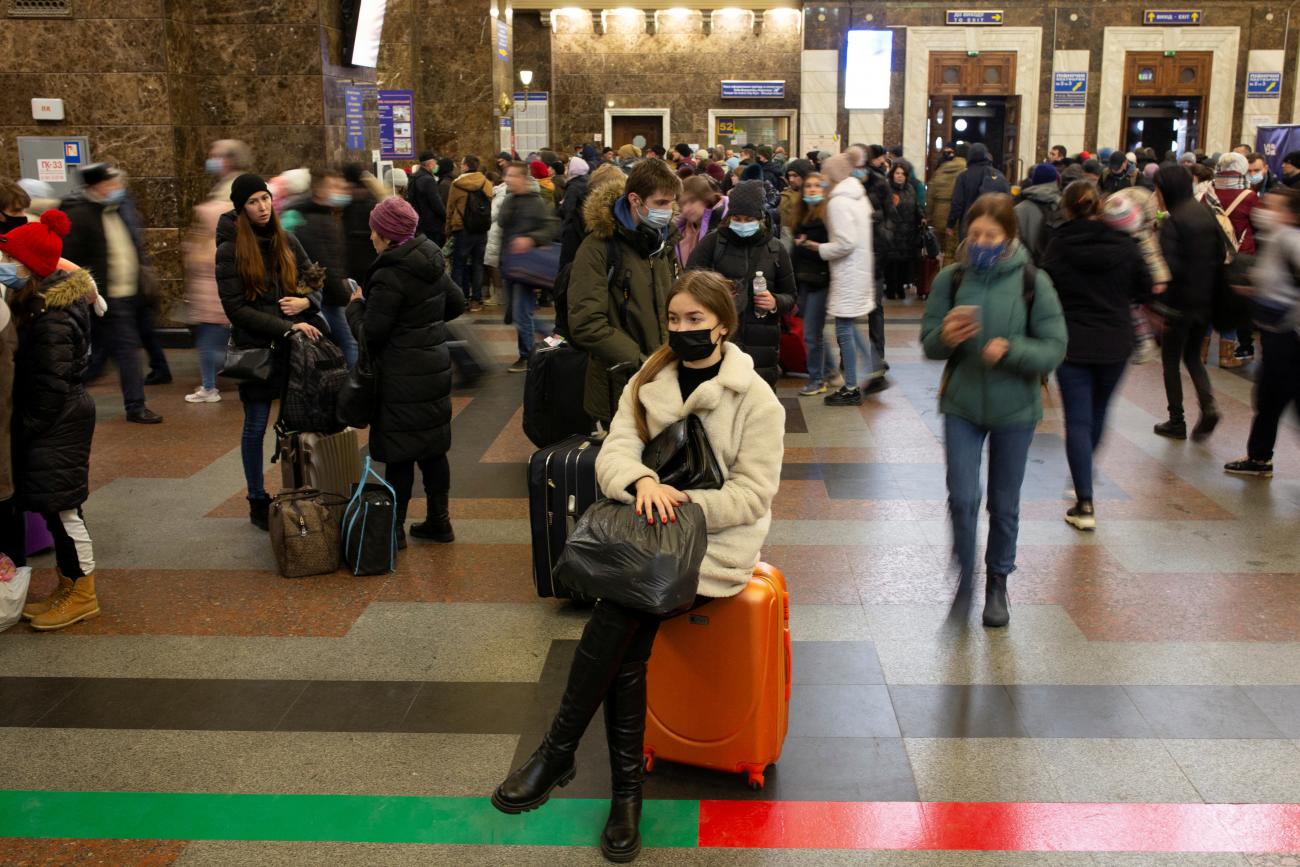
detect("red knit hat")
[529,160,550,180]
[0,210,70,278]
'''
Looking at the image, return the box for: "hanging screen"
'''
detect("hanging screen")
[844,30,893,110]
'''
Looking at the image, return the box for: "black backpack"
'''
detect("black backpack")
[279,331,347,434]
[462,187,492,234]
[553,236,623,340]
[1029,200,1067,266]
[976,168,1011,197]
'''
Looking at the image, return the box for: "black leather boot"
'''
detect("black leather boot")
[248,496,270,532]
[600,661,647,863]
[410,491,454,543]
[983,572,1010,628]
[493,606,638,815]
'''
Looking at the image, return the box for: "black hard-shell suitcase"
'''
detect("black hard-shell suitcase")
[528,434,602,598]
[523,341,592,449]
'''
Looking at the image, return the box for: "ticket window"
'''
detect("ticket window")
[716,116,790,150]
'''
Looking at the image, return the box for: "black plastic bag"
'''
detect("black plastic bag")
[554,499,707,616]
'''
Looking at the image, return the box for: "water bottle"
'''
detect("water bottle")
[753,270,771,319]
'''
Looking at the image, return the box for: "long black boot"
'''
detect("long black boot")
[394,502,408,551]
[600,661,647,863]
[983,572,1010,628]
[410,491,454,542]
[493,606,638,814]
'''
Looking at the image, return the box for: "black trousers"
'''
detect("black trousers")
[384,453,451,515]
[1247,330,1300,462]
[1161,313,1215,422]
[869,269,886,361]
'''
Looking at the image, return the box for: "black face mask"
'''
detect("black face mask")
[669,327,719,362]
[0,214,27,235]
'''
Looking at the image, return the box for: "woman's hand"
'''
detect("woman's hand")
[349,282,364,303]
[982,337,1009,366]
[799,238,821,251]
[1152,282,1168,295]
[753,291,777,311]
[280,296,310,316]
[941,308,979,347]
[291,322,322,341]
[634,477,689,525]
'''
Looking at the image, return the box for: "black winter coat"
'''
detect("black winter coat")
[1159,199,1225,315]
[559,173,591,267]
[13,268,96,512]
[408,167,445,245]
[686,223,796,386]
[948,158,1011,233]
[287,200,349,307]
[499,192,558,247]
[1041,219,1152,365]
[881,181,922,262]
[214,211,321,402]
[59,195,146,297]
[792,214,830,290]
[342,185,378,284]
[347,236,466,463]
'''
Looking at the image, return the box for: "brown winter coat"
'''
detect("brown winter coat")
[445,172,495,236]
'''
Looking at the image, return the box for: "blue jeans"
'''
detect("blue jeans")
[943,414,1035,579]
[193,323,230,391]
[509,282,553,358]
[452,231,488,301]
[799,288,829,385]
[241,398,273,501]
[321,304,358,369]
[1056,360,1127,502]
[833,317,879,390]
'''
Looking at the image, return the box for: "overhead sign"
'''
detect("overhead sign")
[721,80,785,99]
[344,87,366,150]
[1246,72,1282,98]
[946,10,1004,25]
[377,89,415,161]
[1143,10,1201,25]
[1052,72,1088,109]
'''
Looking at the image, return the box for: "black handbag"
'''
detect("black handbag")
[336,327,377,429]
[922,224,941,259]
[642,414,724,491]
[219,341,274,382]
[554,499,707,616]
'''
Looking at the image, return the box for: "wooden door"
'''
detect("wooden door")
[611,116,663,150]
[926,95,954,179]
[1124,51,1212,96]
[928,52,1017,96]
[1002,95,1022,181]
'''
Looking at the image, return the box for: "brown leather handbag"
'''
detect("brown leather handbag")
[269,488,348,578]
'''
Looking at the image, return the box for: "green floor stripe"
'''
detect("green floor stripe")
[0,791,699,848]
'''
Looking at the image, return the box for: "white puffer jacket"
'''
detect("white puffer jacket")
[483,183,508,268]
[595,343,786,598]
[819,177,876,319]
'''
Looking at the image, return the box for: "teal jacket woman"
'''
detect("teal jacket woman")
[920,193,1066,628]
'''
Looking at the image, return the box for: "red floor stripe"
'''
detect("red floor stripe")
[698,801,1300,853]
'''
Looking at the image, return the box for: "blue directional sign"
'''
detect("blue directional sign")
[1052,72,1087,109]
[1247,72,1282,98]
[946,10,1004,25]
[1143,10,1202,25]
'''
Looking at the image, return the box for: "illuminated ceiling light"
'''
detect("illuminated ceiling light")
[976,101,987,107]
[600,7,647,34]
[551,7,588,32]
[764,7,802,31]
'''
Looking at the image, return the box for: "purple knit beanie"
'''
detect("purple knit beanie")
[369,195,419,245]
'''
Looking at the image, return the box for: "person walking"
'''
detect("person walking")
[947,144,1011,240]
[927,146,966,261]
[341,162,382,289]
[797,154,882,405]
[498,161,559,372]
[1014,162,1064,266]
[1041,181,1152,530]
[407,152,446,247]
[1225,189,1300,477]
[791,172,833,395]
[686,180,796,387]
[59,163,164,424]
[348,196,465,547]
[216,174,321,530]
[921,193,1067,627]
[445,154,495,312]
[492,270,784,864]
[674,176,727,269]
[558,155,593,268]
[881,160,923,299]
[1152,165,1224,441]
[2,211,102,631]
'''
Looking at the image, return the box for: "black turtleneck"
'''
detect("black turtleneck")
[252,218,276,238]
[678,359,721,402]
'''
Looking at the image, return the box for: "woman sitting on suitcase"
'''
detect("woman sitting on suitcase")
[493,270,785,863]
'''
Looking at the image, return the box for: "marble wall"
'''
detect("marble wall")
[412,0,500,161]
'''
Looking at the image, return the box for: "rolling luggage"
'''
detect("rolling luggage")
[643,562,791,790]
[277,428,363,499]
[527,434,602,598]
[779,312,807,375]
[523,340,592,449]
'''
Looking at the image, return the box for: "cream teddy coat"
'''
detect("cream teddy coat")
[595,343,786,598]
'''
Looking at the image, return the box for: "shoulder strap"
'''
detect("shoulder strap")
[1223,190,1247,218]
[1022,263,1037,324]
[711,232,728,271]
[606,236,629,329]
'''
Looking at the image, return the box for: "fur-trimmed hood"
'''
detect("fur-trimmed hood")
[580,180,680,249]
[39,267,96,310]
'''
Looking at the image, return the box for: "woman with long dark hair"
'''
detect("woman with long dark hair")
[216,174,320,530]
[492,270,784,863]
[790,172,834,395]
[921,193,1067,627]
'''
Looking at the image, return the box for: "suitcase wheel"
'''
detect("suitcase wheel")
[643,750,655,774]
[741,764,766,791]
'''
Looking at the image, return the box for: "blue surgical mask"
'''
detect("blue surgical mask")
[802,194,824,205]
[205,158,225,176]
[968,241,1005,271]
[328,193,352,208]
[852,168,867,180]
[1248,172,1265,185]
[731,220,760,238]
[0,262,27,288]
[641,206,673,229]
[104,188,126,205]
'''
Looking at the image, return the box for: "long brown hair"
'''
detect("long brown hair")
[630,271,739,442]
[791,171,829,230]
[234,208,298,300]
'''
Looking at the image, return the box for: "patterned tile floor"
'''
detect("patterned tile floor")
[0,300,1297,865]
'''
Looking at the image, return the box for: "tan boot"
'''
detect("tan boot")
[1200,337,1211,364]
[21,575,74,621]
[1219,339,1243,369]
[30,574,100,631]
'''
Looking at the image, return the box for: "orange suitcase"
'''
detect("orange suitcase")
[643,562,791,790]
